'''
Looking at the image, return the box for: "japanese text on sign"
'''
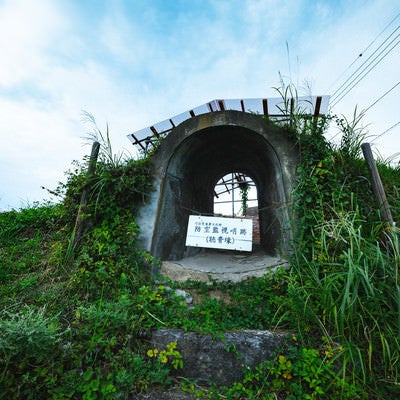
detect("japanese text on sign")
[185,215,253,252]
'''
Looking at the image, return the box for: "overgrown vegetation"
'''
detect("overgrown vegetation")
[1,99,400,399]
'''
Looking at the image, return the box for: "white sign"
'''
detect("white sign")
[185,215,253,252]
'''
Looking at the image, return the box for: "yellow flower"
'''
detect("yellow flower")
[147,348,159,358]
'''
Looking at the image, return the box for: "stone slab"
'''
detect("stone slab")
[150,328,287,386]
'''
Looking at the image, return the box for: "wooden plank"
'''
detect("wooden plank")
[73,141,100,249]
[361,142,394,226]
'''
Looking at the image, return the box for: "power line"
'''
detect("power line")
[325,11,400,93]
[361,11,400,53]
[371,120,400,142]
[330,24,400,103]
[364,81,400,113]
[328,84,400,144]
[330,31,400,108]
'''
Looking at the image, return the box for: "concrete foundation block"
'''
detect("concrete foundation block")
[150,328,287,386]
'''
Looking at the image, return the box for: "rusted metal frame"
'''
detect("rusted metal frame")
[214,198,258,205]
[262,99,269,116]
[150,126,159,137]
[208,101,218,112]
[313,96,322,124]
[215,182,256,197]
[218,99,225,111]
[130,134,146,151]
[314,96,322,116]
[215,177,255,187]
[221,176,230,195]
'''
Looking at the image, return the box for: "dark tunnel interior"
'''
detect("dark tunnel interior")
[151,125,287,260]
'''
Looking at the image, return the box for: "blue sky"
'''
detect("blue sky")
[0,0,399,210]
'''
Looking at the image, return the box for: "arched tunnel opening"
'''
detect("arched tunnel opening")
[213,172,258,218]
[213,172,260,246]
[151,123,289,261]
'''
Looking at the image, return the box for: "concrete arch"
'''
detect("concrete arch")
[137,110,299,261]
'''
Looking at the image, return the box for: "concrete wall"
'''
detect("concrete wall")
[136,110,299,261]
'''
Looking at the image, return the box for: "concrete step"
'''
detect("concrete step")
[159,249,289,283]
[142,251,289,398]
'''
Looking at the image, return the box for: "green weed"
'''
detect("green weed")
[1,99,400,398]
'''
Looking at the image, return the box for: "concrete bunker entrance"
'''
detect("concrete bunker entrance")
[151,112,297,262]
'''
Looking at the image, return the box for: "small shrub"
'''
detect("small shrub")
[0,306,62,364]
[0,306,64,397]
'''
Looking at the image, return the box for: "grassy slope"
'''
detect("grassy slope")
[1,123,400,399]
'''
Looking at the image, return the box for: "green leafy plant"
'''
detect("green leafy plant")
[0,306,62,363]
[147,341,184,370]
[185,342,365,399]
[239,181,249,216]
[0,306,64,397]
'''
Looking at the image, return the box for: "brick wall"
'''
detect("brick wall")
[243,206,260,245]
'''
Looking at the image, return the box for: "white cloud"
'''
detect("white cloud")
[1,0,399,210]
[0,95,84,208]
[0,0,68,87]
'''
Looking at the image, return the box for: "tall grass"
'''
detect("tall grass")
[289,206,400,390]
